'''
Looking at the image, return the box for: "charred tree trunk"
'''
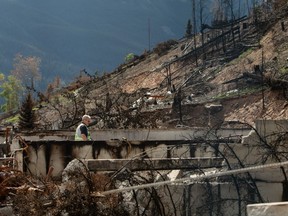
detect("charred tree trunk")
[192,0,198,66]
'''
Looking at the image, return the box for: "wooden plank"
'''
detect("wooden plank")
[85,157,223,171]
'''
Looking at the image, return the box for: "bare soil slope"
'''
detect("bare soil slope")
[19,12,288,130]
[94,17,288,128]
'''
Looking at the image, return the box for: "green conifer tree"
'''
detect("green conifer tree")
[18,92,36,130]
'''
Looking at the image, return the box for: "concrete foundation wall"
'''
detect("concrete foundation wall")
[9,127,249,177]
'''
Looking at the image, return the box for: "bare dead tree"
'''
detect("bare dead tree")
[192,0,199,66]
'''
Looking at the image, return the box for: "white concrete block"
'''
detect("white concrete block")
[247,202,288,216]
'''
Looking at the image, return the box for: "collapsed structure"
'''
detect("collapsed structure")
[0,120,287,215]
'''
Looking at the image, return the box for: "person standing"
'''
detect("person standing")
[75,115,92,141]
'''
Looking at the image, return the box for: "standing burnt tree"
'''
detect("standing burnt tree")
[186,19,192,37]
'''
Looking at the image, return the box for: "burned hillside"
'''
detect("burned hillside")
[20,5,288,131]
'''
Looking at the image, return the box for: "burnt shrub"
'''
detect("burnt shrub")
[153,40,178,56]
